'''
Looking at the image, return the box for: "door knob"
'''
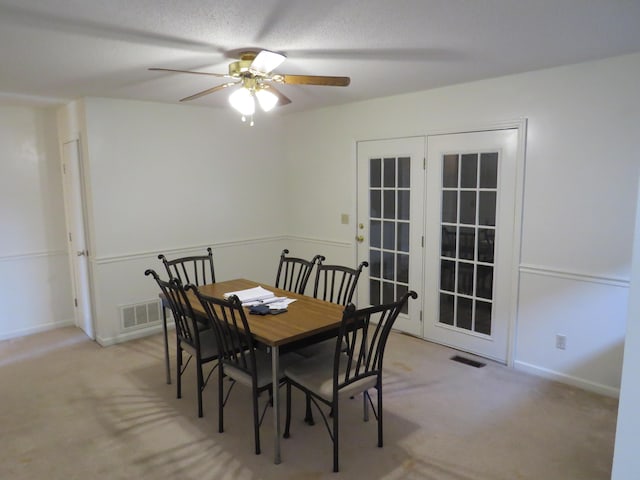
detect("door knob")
[356,235,365,243]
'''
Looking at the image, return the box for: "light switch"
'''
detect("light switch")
[341,213,349,225]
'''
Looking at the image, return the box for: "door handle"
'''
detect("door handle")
[356,235,365,243]
[77,250,88,257]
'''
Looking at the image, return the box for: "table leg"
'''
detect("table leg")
[272,345,281,464]
[162,304,171,384]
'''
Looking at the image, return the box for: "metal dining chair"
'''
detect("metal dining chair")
[283,291,418,472]
[157,247,216,384]
[145,269,219,418]
[189,286,297,455]
[159,247,216,286]
[313,257,369,307]
[297,258,369,423]
[274,249,323,295]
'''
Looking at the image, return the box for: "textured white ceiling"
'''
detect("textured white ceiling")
[1,0,640,113]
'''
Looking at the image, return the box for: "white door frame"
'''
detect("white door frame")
[61,138,95,339]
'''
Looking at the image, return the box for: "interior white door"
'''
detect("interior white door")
[424,129,518,363]
[356,137,425,336]
[62,140,95,339]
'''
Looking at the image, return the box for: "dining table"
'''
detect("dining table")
[177,278,345,464]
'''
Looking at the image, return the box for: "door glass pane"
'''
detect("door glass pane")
[397,284,409,314]
[441,226,456,258]
[397,222,409,252]
[459,227,475,260]
[370,158,381,188]
[460,154,478,188]
[442,191,457,223]
[384,190,395,219]
[370,190,381,218]
[382,281,395,304]
[383,157,395,187]
[383,221,395,249]
[397,253,409,283]
[457,297,473,330]
[457,262,474,295]
[440,259,455,292]
[370,279,380,305]
[480,153,498,188]
[370,220,381,248]
[478,228,495,263]
[475,300,492,335]
[370,249,381,277]
[476,265,493,299]
[383,252,395,280]
[398,191,410,220]
[439,293,454,325]
[438,149,498,337]
[479,191,496,226]
[443,154,458,188]
[398,157,410,187]
[460,191,476,224]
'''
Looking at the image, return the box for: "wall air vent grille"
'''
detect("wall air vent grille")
[120,300,161,330]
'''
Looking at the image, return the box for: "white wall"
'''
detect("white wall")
[612,173,640,479]
[67,98,290,344]
[0,106,73,339]
[282,53,640,394]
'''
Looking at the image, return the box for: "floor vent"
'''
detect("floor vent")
[450,355,486,368]
[121,300,161,330]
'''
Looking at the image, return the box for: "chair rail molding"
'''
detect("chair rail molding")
[93,235,288,265]
[284,235,352,249]
[519,263,630,288]
[0,249,67,263]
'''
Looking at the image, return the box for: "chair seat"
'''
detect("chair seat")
[224,350,299,389]
[294,338,334,358]
[181,328,219,361]
[284,352,377,402]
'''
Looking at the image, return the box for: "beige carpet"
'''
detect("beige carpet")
[0,327,618,479]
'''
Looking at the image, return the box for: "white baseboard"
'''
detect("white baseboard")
[0,319,75,342]
[96,322,167,347]
[514,360,620,398]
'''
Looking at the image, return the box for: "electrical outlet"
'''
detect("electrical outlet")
[556,334,567,350]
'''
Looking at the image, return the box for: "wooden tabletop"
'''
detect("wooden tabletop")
[186,278,345,347]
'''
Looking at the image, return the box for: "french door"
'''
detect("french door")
[357,129,520,363]
[424,130,518,362]
[356,137,425,336]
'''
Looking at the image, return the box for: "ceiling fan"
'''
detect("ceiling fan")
[149,49,350,122]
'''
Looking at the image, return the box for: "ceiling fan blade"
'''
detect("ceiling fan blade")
[249,50,286,75]
[149,67,229,78]
[276,74,350,87]
[262,84,291,106]
[179,82,239,102]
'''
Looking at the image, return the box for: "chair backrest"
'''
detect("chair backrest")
[334,291,418,395]
[158,247,215,287]
[189,287,257,380]
[313,259,369,306]
[275,249,323,295]
[145,269,200,350]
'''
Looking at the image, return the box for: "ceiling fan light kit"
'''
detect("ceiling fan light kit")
[149,49,350,125]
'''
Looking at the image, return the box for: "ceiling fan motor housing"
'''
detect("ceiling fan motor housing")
[229,51,259,77]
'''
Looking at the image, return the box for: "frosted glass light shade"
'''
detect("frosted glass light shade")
[229,88,255,116]
[256,88,278,112]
